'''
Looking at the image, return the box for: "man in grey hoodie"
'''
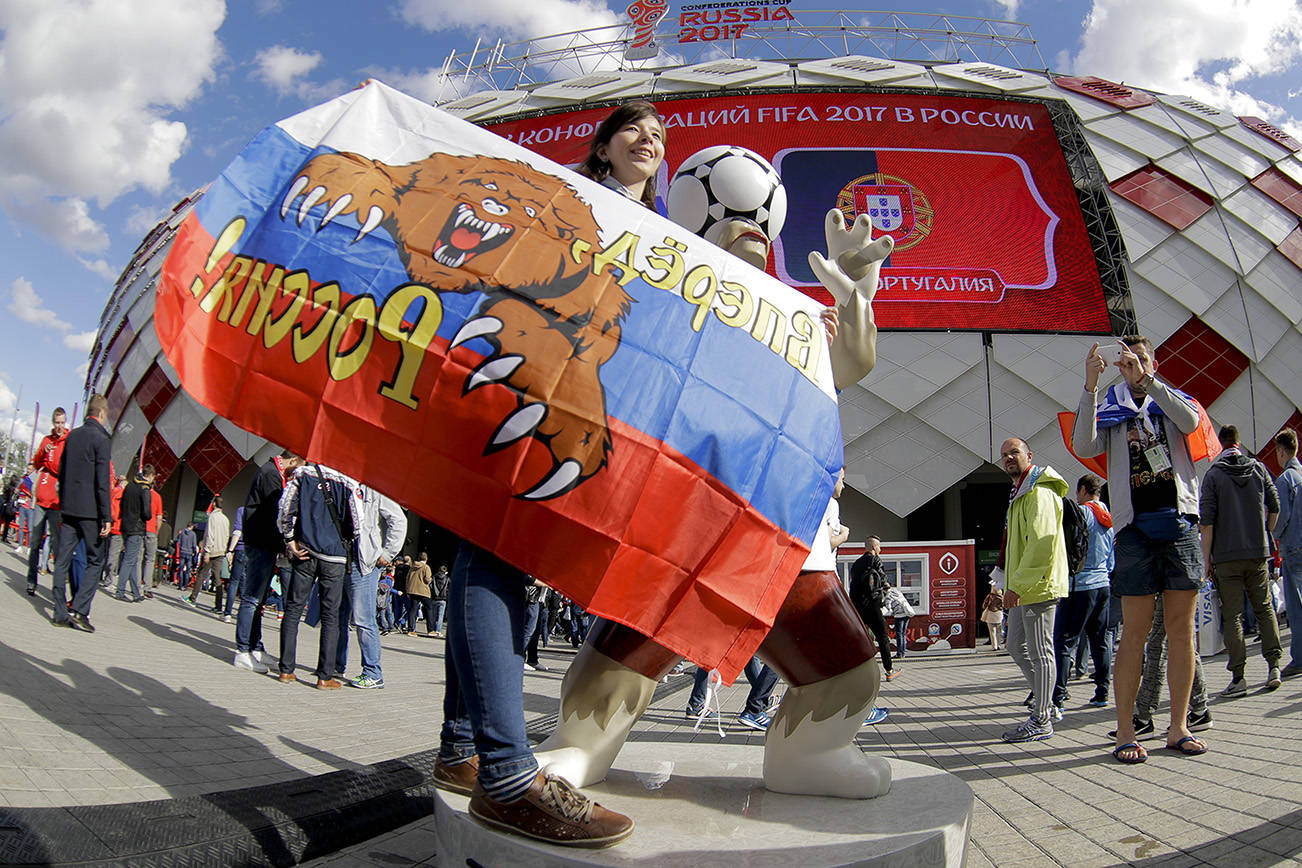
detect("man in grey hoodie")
[1199,425,1282,695]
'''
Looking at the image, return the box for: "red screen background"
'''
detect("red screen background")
[487,91,1113,333]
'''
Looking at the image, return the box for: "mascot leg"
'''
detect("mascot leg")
[534,621,679,787]
[759,570,892,799]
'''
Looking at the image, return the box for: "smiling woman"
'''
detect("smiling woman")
[576,100,667,210]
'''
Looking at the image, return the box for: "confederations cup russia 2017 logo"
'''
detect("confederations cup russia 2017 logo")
[837,173,933,252]
[624,0,668,59]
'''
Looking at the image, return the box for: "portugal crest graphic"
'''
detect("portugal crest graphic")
[837,173,933,252]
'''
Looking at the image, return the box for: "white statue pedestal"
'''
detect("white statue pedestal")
[434,740,973,867]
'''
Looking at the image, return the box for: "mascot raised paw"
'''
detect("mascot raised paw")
[535,146,893,800]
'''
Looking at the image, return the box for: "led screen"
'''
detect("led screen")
[487,91,1114,333]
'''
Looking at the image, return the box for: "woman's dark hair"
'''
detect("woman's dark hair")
[578,100,664,210]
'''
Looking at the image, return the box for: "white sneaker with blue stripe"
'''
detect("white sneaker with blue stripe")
[1001,716,1053,743]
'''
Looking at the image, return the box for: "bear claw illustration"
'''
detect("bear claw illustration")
[279,150,627,499]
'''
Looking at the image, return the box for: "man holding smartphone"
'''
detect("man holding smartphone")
[1072,336,1208,763]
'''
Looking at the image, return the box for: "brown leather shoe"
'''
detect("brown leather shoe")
[434,755,479,795]
[277,672,297,684]
[468,770,633,848]
[315,678,343,690]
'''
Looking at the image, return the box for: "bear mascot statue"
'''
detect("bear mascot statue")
[535,145,896,800]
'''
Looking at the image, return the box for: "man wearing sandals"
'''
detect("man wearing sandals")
[1073,336,1208,763]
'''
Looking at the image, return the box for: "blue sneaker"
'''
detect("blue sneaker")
[862,706,889,726]
[737,710,771,730]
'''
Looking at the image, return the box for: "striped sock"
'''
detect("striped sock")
[481,764,538,803]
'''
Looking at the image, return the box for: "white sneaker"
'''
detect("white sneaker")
[222,614,233,623]
[234,651,268,673]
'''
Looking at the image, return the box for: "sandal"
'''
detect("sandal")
[1164,735,1207,756]
[1112,741,1147,764]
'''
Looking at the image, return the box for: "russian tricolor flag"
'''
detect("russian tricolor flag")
[155,82,842,679]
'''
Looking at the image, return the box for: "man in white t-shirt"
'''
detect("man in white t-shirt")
[804,469,849,572]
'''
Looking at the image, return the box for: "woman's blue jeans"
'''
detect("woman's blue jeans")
[439,540,537,792]
[333,565,383,681]
[894,616,910,656]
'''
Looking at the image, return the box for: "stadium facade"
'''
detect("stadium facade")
[86,11,1302,566]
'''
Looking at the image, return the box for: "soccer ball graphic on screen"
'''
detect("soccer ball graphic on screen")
[667,145,787,242]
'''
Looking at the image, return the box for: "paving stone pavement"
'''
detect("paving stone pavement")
[0,546,1299,866]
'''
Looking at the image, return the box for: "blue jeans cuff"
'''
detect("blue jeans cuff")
[438,743,477,764]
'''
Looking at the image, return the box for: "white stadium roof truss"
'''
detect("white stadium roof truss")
[434,11,1046,99]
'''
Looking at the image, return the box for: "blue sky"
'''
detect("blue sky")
[1,0,1299,450]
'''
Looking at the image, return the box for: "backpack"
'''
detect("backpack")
[848,552,885,617]
[1061,496,1090,576]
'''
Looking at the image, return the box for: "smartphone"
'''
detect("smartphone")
[1097,343,1123,366]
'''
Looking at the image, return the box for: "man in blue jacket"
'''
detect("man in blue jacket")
[1050,474,1114,714]
[232,450,304,673]
[276,461,354,689]
[1274,430,1302,679]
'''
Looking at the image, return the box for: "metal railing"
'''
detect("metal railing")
[432,10,1045,101]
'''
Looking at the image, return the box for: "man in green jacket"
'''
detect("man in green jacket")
[996,437,1069,743]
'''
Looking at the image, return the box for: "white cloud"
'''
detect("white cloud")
[0,380,36,454]
[991,0,1020,18]
[10,197,110,255]
[255,45,323,94]
[369,68,480,104]
[251,45,349,103]
[8,277,72,331]
[0,379,18,414]
[125,205,168,237]
[78,257,119,282]
[1072,0,1302,137]
[399,0,619,40]
[0,0,225,252]
[64,331,97,354]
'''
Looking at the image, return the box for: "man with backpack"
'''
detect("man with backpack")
[995,437,1069,743]
[848,536,897,681]
[431,563,451,637]
[1201,424,1282,695]
[1050,474,1115,716]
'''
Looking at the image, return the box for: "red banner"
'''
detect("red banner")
[488,91,1112,333]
